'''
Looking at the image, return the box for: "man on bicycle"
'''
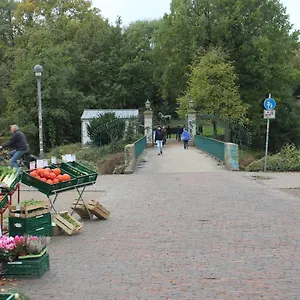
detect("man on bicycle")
[0,125,29,168]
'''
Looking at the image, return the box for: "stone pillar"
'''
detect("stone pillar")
[224,143,239,171]
[187,109,197,145]
[144,110,153,146]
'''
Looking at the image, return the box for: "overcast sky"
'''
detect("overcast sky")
[92,0,300,31]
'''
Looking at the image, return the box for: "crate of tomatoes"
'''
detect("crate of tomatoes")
[21,167,78,196]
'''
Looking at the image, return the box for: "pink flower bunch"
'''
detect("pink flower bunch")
[0,236,15,251]
[0,235,48,263]
[0,236,16,262]
[14,235,24,245]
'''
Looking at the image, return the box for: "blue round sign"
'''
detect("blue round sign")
[264,98,276,110]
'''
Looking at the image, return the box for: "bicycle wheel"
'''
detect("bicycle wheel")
[0,157,7,166]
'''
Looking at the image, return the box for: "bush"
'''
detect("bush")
[239,150,264,171]
[246,144,300,172]
[87,113,125,147]
[47,143,82,157]
[98,153,125,174]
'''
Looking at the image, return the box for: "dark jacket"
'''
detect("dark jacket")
[3,130,29,152]
[155,129,164,141]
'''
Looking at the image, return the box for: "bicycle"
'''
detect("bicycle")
[0,150,37,169]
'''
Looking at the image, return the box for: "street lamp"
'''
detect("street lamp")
[189,98,194,109]
[33,64,44,158]
[145,99,151,111]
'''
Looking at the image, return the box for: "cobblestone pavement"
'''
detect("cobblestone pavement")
[13,144,300,299]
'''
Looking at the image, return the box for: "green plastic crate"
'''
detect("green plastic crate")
[9,224,52,237]
[0,194,9,211]
[9,213,51,229]
[21,169,78,196]
[0,294,15,300]
[58,162,98,185]
[6,252,49,278]
[9,213,52,237]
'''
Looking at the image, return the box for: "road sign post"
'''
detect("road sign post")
[263,94,276,172]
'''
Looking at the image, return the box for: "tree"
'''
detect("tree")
[178,47,248,137]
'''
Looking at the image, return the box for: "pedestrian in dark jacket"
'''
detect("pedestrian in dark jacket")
[154,126,164,155]
[162,126,167,145]
[0,125,29,168]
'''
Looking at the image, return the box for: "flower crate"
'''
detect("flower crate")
[53,211,83,235]
[9,201,50,218]
[72,200,110,220]
[18,248,47,260]
[5,252,49,278]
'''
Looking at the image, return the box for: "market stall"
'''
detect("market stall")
[21,161,98,220]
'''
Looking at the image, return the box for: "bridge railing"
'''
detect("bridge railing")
[194,135,239,171]
[134,136,147,160]
[124,136,147,173]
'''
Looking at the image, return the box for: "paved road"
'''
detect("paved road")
[12,144,300,299]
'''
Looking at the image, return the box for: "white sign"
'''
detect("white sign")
[29,161,36,170]
[264,110,275,119]
[36,159,44,169]
[51,157,57,165]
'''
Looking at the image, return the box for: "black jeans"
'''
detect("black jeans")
[183,140,189,149]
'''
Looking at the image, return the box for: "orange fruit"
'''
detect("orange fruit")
[62,174,71,181]
[53,168,61,176]
[57,175,64,182]
[49,173,56,180]
[30,171,37,177]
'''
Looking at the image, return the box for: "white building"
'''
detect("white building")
[81,109,139,145]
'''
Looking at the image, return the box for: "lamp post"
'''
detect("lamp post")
[33,64,44,158]
[189,98,194,110]
[145,99,151,111]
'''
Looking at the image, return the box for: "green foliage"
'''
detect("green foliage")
[246,144,300,172]
[178,47,247,120]
[87,113,118,138]
[0,0,299,155]
[87,113,126,147]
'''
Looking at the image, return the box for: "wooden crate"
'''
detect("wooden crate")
[88,200,110,220]
[53,211,83,235]
[72,200,110,220]
[71,203,90,219]
[9,202,50,218]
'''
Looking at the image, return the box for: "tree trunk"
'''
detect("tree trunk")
[212,120,217,139]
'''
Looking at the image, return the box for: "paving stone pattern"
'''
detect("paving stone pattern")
[15,144,300,299]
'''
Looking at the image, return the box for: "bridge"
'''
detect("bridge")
[16,141,300,299]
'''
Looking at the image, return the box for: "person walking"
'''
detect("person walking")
[182,128,191,150]
[167,125,171,139]
[0,125,29,168]
[176,126,182,142]
[155,126,164,155]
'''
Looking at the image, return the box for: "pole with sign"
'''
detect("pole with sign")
[263,94,276,172]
